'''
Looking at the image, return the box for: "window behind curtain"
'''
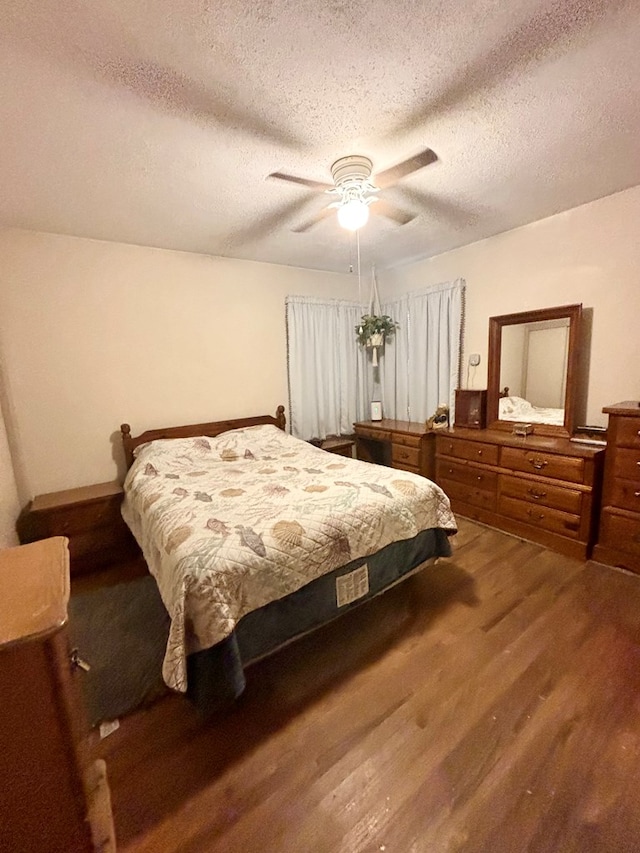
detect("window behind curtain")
[286,280,464,437]
[379,280,465,422]
[285,296,372,440]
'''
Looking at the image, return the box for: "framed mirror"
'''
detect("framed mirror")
[486,304,582,437]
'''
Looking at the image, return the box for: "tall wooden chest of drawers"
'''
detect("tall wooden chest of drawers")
[593,402,640,573]
[0,537,115,852]
[436,428,604,560]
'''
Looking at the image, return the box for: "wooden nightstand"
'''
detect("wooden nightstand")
[320,437,355,458]
[17,482,139,576]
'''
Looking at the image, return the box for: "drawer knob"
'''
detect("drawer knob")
[477,449,483,455]
[477,475,483,481]
[527,508,544,520]
[528,457,548,470]
[70,648,91,673]
[527,488,547,500]
[635,491,640,498]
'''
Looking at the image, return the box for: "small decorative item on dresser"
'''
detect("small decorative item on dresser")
[454,389,487,429]
[426,404,450,431]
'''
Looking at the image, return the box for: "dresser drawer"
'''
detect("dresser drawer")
[610,448,640,481]
[440,478,496,512]
[607,479,640,514]
[614,417,640,449]
[499,473,583,515]
[436,458,498,491]
[599,509,640,558]
[355,426,392,442]
[392,432,422,449]
[500,446,585,484]
[392,443,420,468]
[39,499,122,536]
[499,495,581,538]
[437,437,499,466]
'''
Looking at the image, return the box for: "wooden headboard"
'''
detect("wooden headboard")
[120,405,286,469]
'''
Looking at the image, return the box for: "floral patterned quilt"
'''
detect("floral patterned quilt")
[122,425,456,690]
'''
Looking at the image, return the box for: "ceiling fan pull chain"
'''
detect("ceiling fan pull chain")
[369,263,381,316]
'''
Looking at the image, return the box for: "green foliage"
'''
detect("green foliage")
[355,314,398,346]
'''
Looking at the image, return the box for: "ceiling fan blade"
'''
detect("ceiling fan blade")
[221,197,314,247]
[386,1,614,140]
[395,187,479,227]
[374,149,438,189]
[373,200,416,226]
[291,206,335,233]
[267,172,334,192]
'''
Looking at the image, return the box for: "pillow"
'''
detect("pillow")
[499,396,534,418]
[206,424,296,461]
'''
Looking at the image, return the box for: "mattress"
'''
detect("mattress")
[186,526,451,712]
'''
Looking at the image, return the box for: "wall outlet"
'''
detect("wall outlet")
[469,353,481,366]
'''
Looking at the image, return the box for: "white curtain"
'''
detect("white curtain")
[286,279,463,437]
[286,296,373,440]
[379,279,464,422]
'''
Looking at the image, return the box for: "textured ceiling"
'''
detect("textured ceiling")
[1,0,640,273]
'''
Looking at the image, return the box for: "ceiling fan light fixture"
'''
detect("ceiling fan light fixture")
[337,198,370,231]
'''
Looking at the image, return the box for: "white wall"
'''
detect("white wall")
[0,230,357,501]
[0,392,20,547]
[380,185,640,427]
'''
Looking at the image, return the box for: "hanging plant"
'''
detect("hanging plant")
[355,314,397,347]
[355,314,397,367]
[355,266,397,366]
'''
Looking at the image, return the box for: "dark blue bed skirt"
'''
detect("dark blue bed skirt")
[186,527,453,714]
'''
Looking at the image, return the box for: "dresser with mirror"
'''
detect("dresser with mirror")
[436,303,605,560]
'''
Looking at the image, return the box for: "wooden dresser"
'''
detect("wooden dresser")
[593,401,640,573]
[354,419,436,479]
[435,428,605,560]
[0,537,115,852]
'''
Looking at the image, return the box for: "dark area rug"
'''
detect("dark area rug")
[68,575,170,726]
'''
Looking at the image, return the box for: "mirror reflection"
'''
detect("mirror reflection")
[498,318,570,426]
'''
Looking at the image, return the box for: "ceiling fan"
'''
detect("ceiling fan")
[267,148,438,233]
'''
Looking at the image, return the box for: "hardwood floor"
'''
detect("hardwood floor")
[96,519,640,852]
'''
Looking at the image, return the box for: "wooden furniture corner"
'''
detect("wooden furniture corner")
[593,401,640,574]
[0,537,115,852]
[17,481,139,576]
[354,419,436,480]
[320,437,355,457]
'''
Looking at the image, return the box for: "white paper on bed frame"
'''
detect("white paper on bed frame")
[336,564,370,607]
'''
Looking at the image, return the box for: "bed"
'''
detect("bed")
[120,407,457,710]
